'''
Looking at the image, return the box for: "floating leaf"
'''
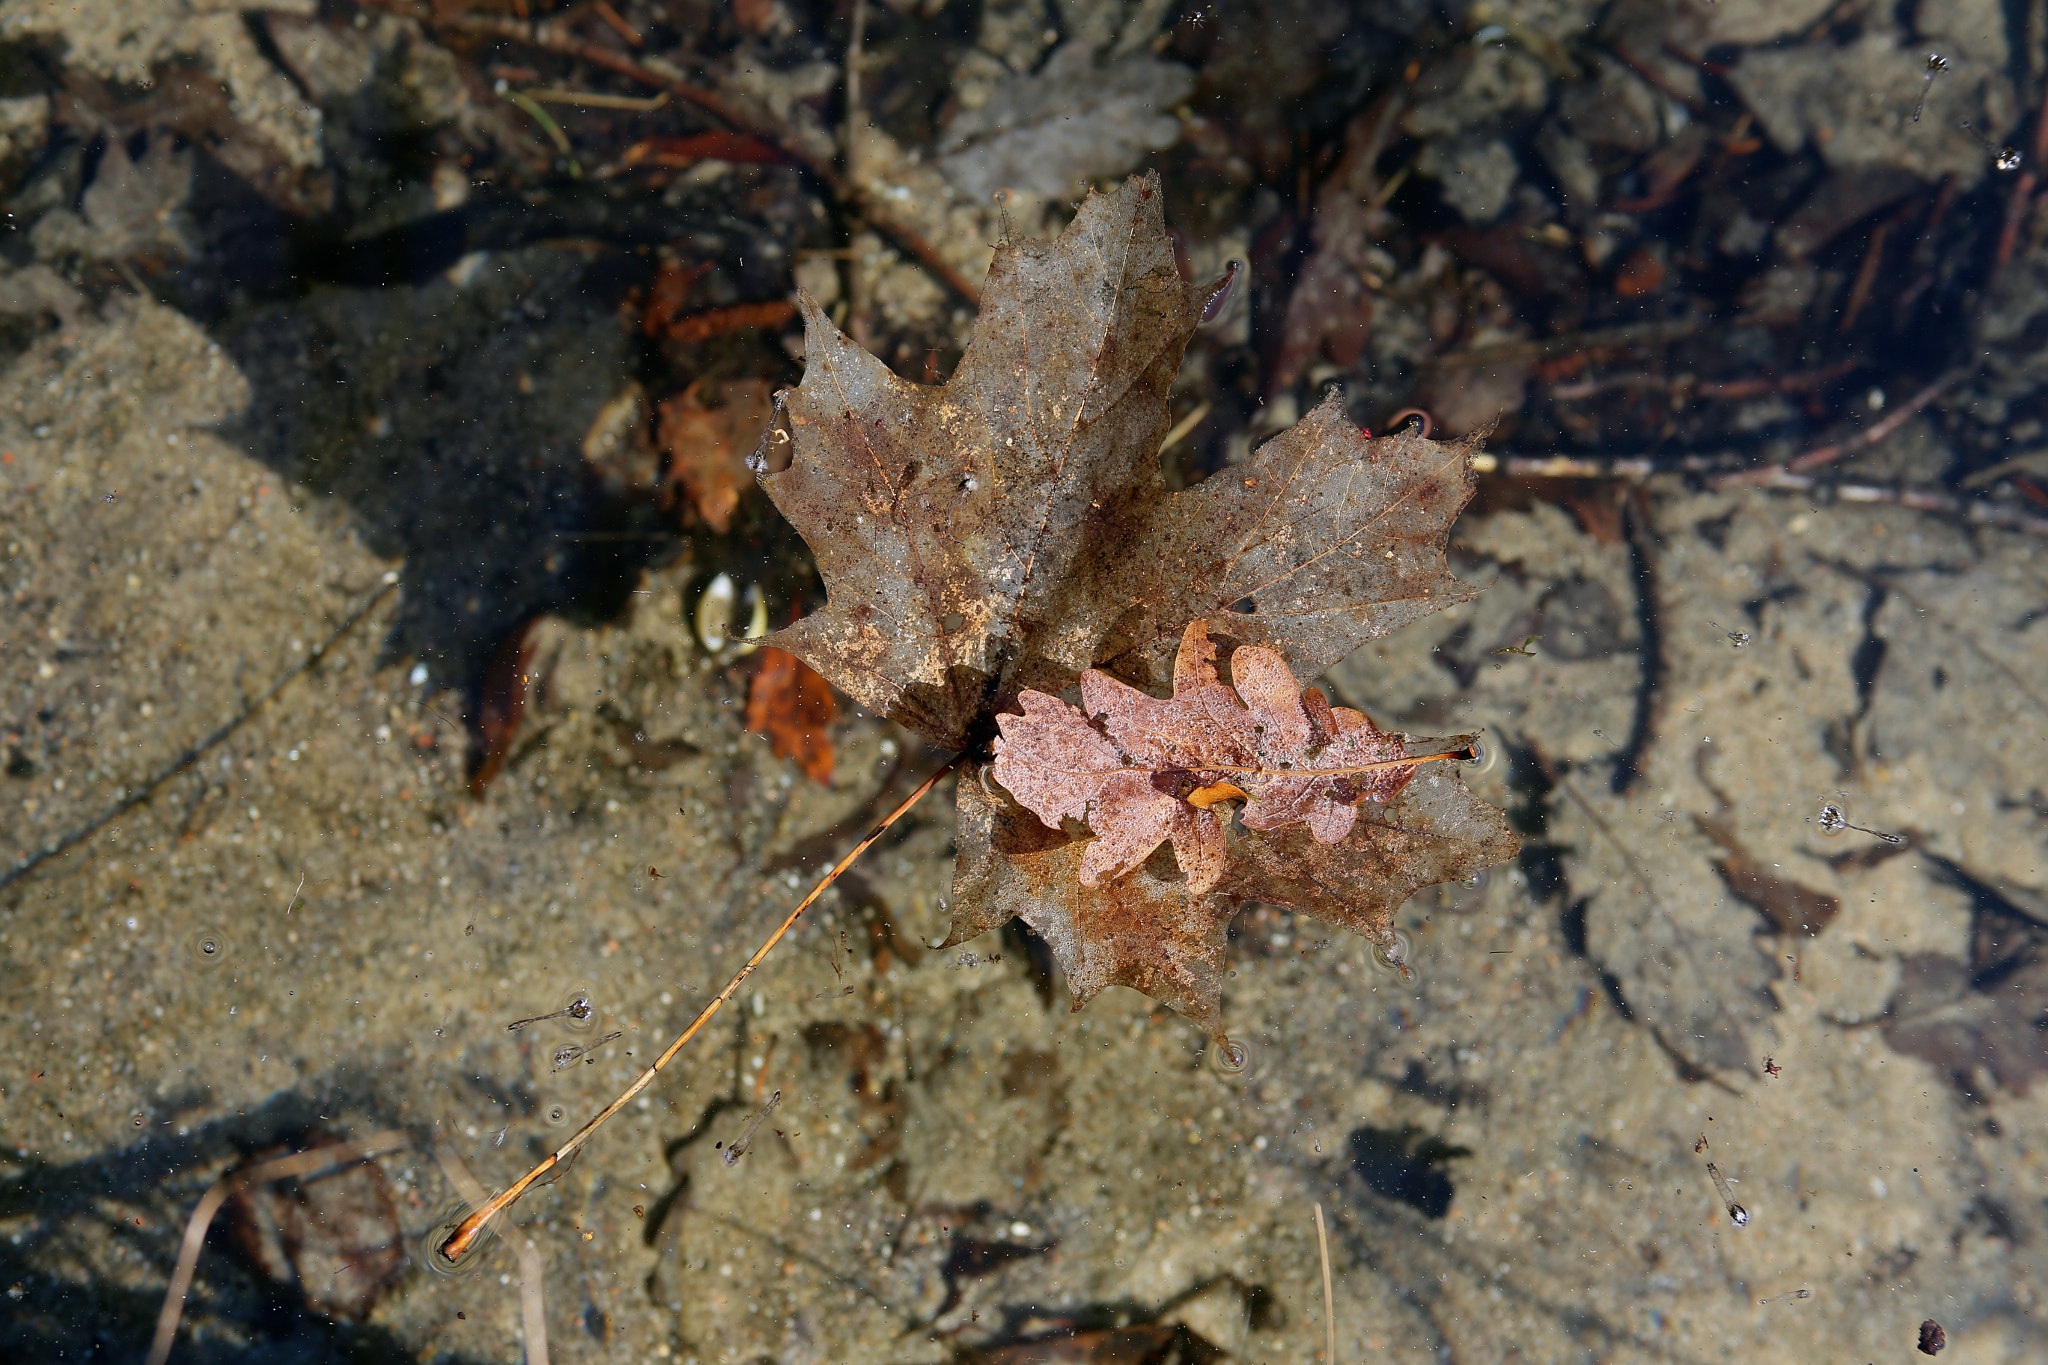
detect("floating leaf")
[757,174,1514,1030]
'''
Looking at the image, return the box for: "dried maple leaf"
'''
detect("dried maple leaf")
[757,173,1516,1031]
[746,645,837,785]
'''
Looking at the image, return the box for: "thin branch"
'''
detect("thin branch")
[146,1131,411,1365]
[1714,370,1968,485]
[1,575,399,894]
[1313,1201,1336,1365]
[379,3,983,308]
[436,755,963,1262]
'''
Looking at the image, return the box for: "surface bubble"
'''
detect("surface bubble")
[1814,800,1851,836]
[1370,928,1417,979]
[544,1102,572,1128]
[559,985,598,1033]
[421,1201,499,1278]
[1207,1036,1253,1078]
[189,928,230,964]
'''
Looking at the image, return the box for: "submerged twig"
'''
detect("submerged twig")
[1313,1201,1337,1365]
[1,574,399,894]
[1715,370,1967,484]
[437,756,962,1261]
[379,4,981,308]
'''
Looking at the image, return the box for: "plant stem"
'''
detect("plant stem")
[436,754,961,1262]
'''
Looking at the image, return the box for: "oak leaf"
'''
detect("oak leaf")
[992,621,1430,896]
[757,173,1517,1031]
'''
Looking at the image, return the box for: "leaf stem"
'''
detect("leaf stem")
[1010,747,1473,783]
[435,754,962,1262]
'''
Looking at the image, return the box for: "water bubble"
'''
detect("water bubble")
[544,1102,572,1128]
[1207,1036,1253,1078]
[1370,928,1416,980]
[408,663,429,687]
[1461,737,1500,776]
[131,1113,147,1129]
[1814,800,1851,836]
[188,928,230,964]
[421,1201,499,1278]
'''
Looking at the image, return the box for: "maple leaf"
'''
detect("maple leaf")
[757,173,1516,1031]
[746,645,837,785]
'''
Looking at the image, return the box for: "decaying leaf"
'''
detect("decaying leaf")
[758,174,1516,1030]
[659,378,775,533]
[1694,811,1840,937]
[1882,860,2048,1093]
[935,44,1195,202]
[993,621,1440,895]
[746,645,837,785]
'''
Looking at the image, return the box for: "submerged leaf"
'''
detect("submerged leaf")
[746,645,837,785]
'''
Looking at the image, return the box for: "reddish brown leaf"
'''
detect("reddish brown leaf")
[620,131,789,170]
[992,621,1430,895]
[746,645,837,785]
[657,379,774,533]
[662,299,798,345]
[641,259,711,338]
[468,616,538,797]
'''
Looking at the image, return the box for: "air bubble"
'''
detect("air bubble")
[544,1103,572,1128]
[1370,928,1416,980]
[189,928,230,964]
[1207,1036,1253,1078]
[131,1113,147,1129]
[1814,801,1850,836]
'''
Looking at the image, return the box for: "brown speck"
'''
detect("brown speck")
[1918,1319,1946,1355]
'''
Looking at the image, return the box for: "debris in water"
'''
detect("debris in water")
[724,1090,781,1166]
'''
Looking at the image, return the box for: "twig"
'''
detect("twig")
[384,4,982,308]
[1713,370,1964,484]
[1313,1202,1336,1365]
[516,1239,551,1365]
[1735,470,2048,536]
[145,1131,411,1365]
[1612,488,1663,796]
[1,575,399,894]
[437,755,963,1261]
[1158,400,1212,455]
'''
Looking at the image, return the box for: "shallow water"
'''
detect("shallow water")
[3,2,2045,1362]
